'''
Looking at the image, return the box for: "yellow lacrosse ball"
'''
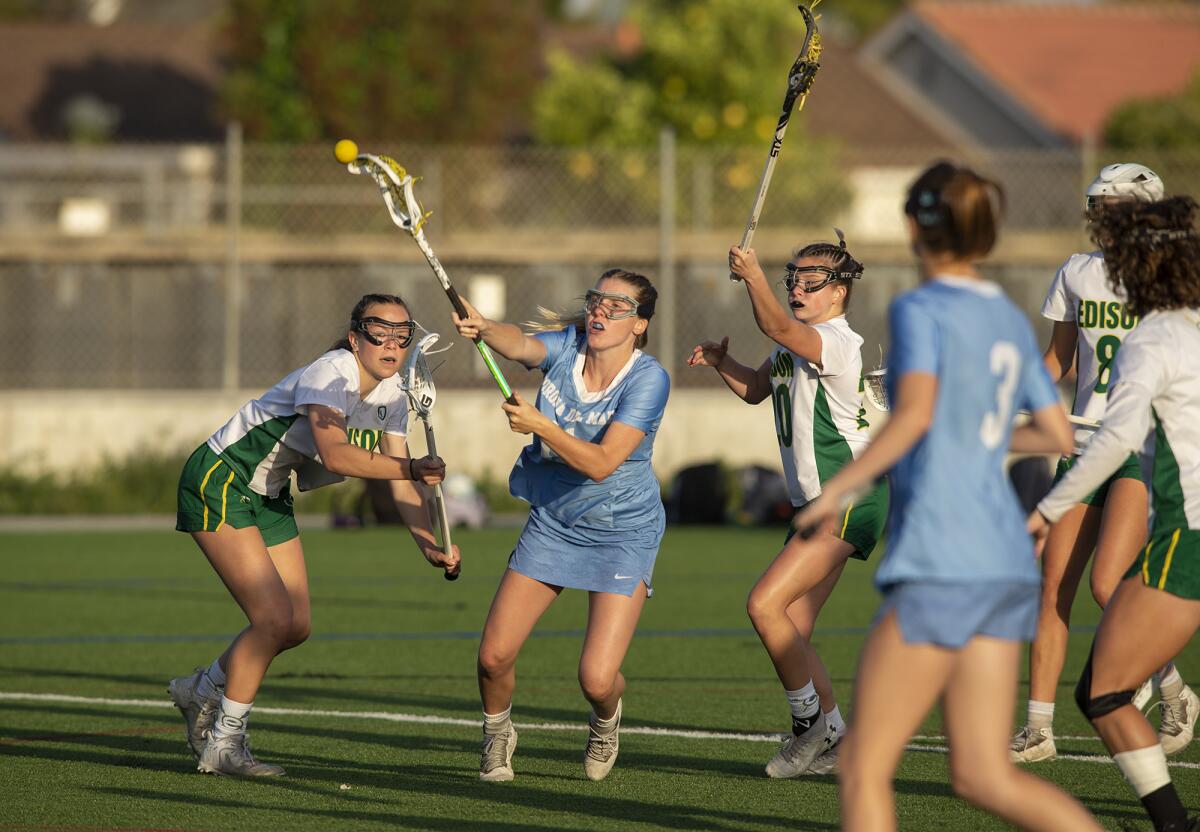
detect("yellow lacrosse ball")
[333,139,359,164]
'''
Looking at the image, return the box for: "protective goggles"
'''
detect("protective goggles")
[584,289,644,320]
[780,264,861,293]
[353,316,416,348]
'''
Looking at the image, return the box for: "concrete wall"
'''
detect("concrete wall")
[0,388,823,481]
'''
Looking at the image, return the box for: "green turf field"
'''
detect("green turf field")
[0,526,1195,830]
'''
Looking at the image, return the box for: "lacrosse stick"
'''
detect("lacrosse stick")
[730,1,823,282]
[862,367,1101,428]
[338,143,516,403]
[403,330,460,581]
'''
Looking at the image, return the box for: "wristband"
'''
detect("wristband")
[408,457,417,481]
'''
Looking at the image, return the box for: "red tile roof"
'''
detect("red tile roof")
[913,1,1200,142]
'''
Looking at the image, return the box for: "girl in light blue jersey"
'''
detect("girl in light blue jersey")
[797,162,1099,832]
[451,269,670,784]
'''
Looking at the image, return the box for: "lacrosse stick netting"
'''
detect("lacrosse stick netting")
[343,150,516,402]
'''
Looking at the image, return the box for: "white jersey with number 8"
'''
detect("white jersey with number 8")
[1042,251,1139,453]
[768,315,871,506]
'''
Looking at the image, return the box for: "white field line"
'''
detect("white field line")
[2,691,1198,770]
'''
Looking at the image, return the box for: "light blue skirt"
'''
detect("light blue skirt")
[508,506,662,597]
[877,580,1039,649]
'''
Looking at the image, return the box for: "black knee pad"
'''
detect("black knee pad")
[1074,652,1136,721]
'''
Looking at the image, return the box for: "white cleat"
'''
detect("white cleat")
[1010,725,1057,763]
[197,727,285,777]
[1133,676,1156,711]
[583,699,622,782]
[167,669,219,758]
[765,711,828,779]
[805,723,844,776]
[1160,686,1200,756]
[479,723,518,782]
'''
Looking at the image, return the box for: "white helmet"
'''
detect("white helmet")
[1086,163,1164,202]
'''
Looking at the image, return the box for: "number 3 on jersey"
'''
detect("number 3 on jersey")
[772,383,792,448]
[980,342,1020,449]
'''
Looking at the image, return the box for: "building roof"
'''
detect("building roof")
[802,38,961,152]
[911,1,1200,143]
[0,23,223,141]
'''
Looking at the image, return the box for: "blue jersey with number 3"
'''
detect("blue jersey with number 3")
[876,277,1059,588]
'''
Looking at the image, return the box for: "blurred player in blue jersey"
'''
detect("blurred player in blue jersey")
[451,269,669,783]
[797,162,1100,831]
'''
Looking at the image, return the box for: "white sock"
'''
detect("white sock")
[1160,664,1184,701]
[1027,700,1055,731]
[483,706,512,735]
[211,695,252,741]
[824,704,845,736]
[1113,745,1172,797]
[785,682,821,738]
[591,699,621,732]
[195,663,223,701]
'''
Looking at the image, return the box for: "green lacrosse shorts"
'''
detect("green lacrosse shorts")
[1054,452,1143,507]
[176,444,299,547]
[786,479,889,561]
[1128,527,1200,601]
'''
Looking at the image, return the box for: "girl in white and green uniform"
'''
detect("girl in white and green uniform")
[1031,195,1200,832]
[1013,164,1194,765]
[168,293,459,778]
[689,233,887,778]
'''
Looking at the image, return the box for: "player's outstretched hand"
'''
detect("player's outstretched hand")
[451,296,489,340]
[688,336,730,368]
[423,541,461,577]
[729,245,767,285]
[411,455,446,485]
[501,391,548,436]
[1027,509,1050,558]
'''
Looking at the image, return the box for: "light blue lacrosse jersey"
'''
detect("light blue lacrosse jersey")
[875,277,1059,589]
[509,325,671,541]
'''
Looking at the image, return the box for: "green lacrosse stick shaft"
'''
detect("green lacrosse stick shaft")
[413,232,516,403]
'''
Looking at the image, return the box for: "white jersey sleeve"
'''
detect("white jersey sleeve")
[1041,258,1075,322]
[814,319,860,378]
[385,403,409,437]
[294,355,357,416]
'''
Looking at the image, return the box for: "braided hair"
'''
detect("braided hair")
[792,228,865,309]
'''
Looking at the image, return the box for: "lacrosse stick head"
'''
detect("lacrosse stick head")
[402,331,442,420]
[344,152,432,235]
[863,369,889,411]
[786,3,822,101]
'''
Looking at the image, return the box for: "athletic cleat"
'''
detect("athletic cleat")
[196,728,285,777]
[806,725,843,776]
[1133,676,1156,711]
[1160,685,1199,756]
[583,699,621,781]
[167,668,219,758]
[479,723,518,782]
[1009,725,1057,763]
[765,711,828,779]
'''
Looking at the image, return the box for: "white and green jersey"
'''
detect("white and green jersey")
[206,349,410,498]
[1039,309,1200,531]
[1042,250,1139,453]
[768,315,871,506]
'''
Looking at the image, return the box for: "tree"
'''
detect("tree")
[220,0,543,142]
[1104,71,1200,151]
[532,0,850,226]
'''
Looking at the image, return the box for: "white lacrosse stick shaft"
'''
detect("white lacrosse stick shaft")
[419,415,454,566]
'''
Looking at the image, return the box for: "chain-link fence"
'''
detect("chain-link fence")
[2,132,1197,390]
